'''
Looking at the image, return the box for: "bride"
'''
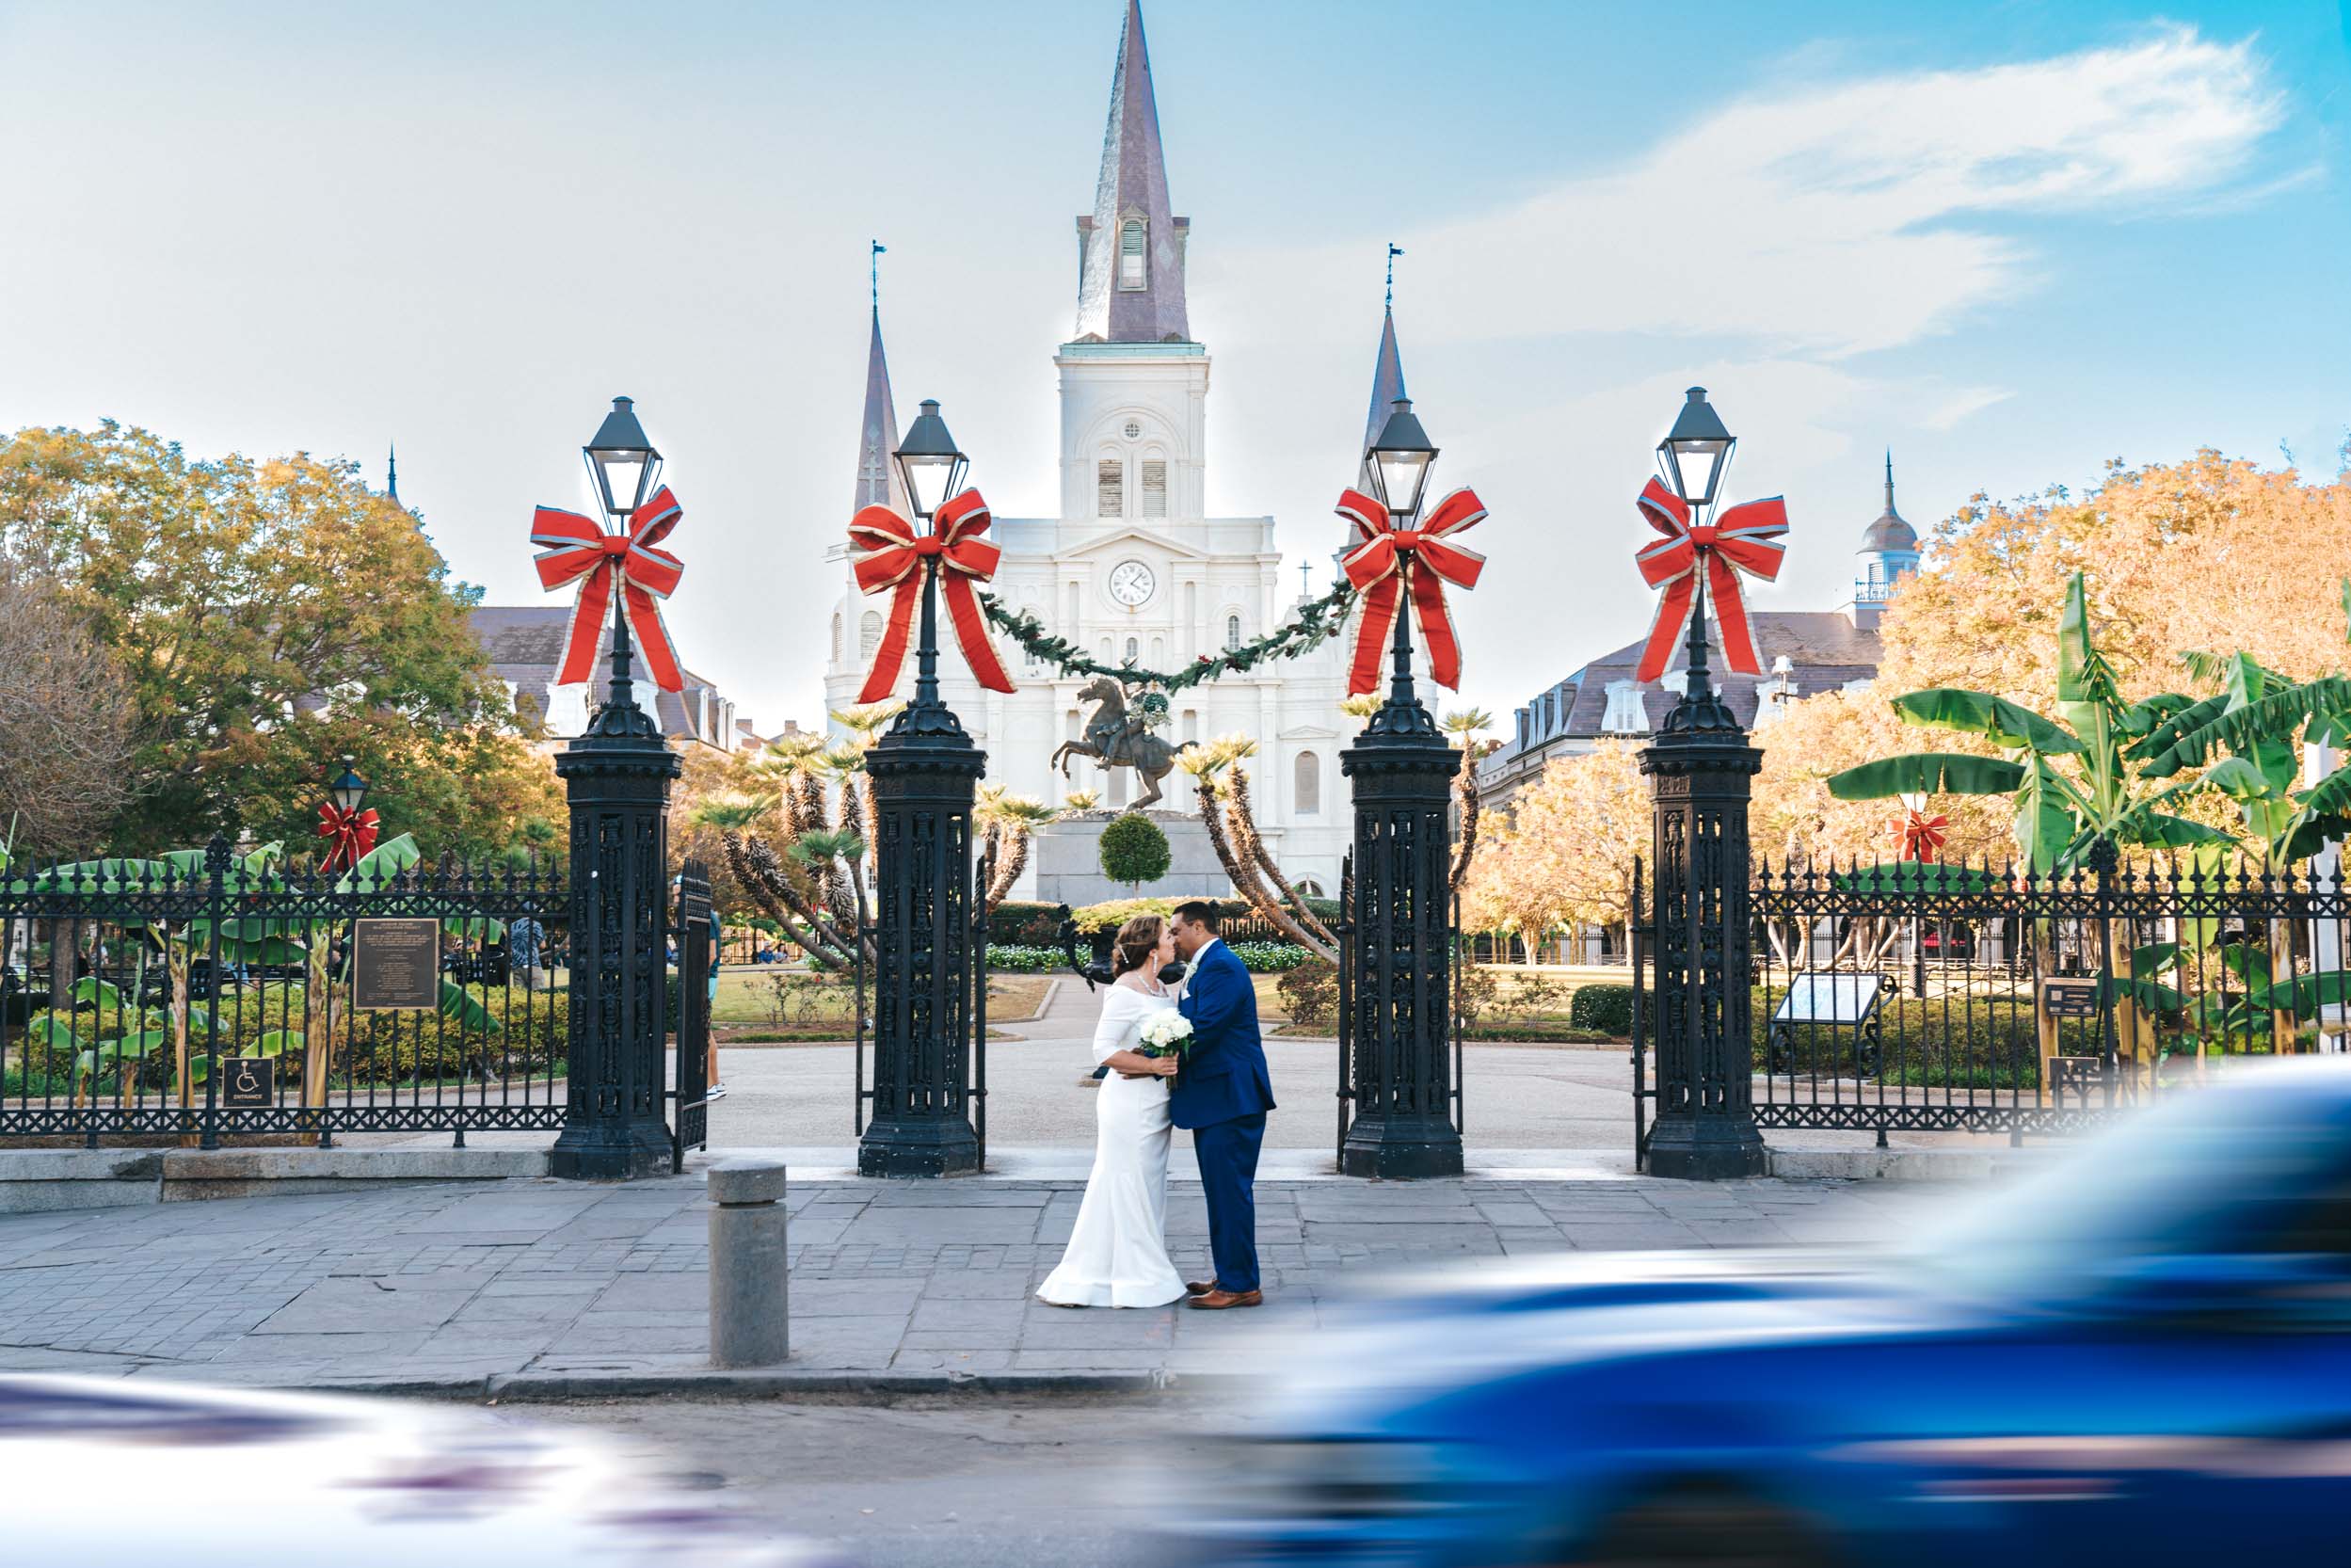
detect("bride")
[1036,913,1187,1308]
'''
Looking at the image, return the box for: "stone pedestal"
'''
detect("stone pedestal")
[1031,809,1229,906]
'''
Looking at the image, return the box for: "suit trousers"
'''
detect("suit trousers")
[1193,1112,1266,1293]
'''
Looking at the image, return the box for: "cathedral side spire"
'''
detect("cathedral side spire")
[1359,250,1409,488]
[1073,1,1190,344]
[854,265,911,517]
[386,443,400,505]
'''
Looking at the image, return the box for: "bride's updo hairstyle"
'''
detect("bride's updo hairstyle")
[1111,914,1165,979]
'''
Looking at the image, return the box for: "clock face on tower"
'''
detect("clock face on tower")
[1108,560,1156,608]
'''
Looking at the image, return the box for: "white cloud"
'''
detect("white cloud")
[1208,26,2281,360]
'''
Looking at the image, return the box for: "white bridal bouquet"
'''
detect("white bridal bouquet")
[1136,1010,1195,1060]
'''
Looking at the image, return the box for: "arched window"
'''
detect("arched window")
[1149,636,1164,665]
[1225,615,1242,651]
[1118,219,1147,290]
[1295,879,1324,898]
[1141,459,1167,518]
[830,612,842,661]
[1294,750,1321,815]
[1124,636,1139,664]
[859,610,883,661]
[1097,457,1124,517]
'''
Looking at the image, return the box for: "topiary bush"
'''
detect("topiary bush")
[1097,812,1172,889]
[1569,983,1634,1036]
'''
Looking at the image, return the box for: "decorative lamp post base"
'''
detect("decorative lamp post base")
[551,680,680,1184]
[1339,693,1463,1182]
[857,1115,982,1179]
[856,698,986,1180]
[1341,1113,1463,1180]
[1643,1123,1767,1181]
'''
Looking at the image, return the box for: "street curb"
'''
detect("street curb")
[285,1368,1253,1402]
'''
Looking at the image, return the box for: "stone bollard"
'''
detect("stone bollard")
[707,1159,789,1368]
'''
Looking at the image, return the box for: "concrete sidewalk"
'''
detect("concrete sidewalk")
[0,1167,1967,1397]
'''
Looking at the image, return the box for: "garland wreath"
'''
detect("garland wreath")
[976,579,1360,728]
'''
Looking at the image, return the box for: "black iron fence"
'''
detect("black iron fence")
[0,839,568,1146]
[1740,856,2350,1140]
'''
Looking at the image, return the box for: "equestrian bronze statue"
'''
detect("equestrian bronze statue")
[1049,676,1183,809]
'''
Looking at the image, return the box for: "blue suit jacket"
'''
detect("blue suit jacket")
[1169,939,1276,1131]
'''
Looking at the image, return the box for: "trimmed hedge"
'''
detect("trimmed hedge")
[1569,983,1634,1036]
[984,939,1309,974]
[1747,984,2112,1088]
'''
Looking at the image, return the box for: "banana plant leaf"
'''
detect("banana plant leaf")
[1828,861,2009,893]
[2015,755,2080,876]
[26,1015,86,1051]
[2127,676,2351,780]
[69,976,123,1010]
[1889,689,2084,755]
[2110,809,2235,852]
[337,833,421,893]
[248,1032,298,1057]
[2100,974,2184,1014]
[439,981,504,1035]
[1826,752,2026,801]
[2244,970,2351,1019]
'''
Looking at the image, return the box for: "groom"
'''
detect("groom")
[1168,901,1275,1309]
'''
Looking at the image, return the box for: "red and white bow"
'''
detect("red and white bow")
[1632,478,1787,682]
[847,489,1015,705]
[529,487,687,692]
[316,801,380,872]
[1335,487,1488,696]
[1889,808,1948,863]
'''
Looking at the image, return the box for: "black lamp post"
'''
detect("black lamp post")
[858,398,985,1177]
[328,756,368,817]
[1639,386,1767,1179]
[551,394,680,1181]
[1338,395,1463,1179]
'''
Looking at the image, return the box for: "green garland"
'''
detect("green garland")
[977,579,1359,696]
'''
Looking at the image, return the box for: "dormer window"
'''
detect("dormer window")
[1603,680,1650,734]
[1118,218,1147,290]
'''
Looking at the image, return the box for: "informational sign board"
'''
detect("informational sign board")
[352,917,442,1011]
[2040,978,2103,1019]
[1772,972,1884,1026]
[221,1056,275,1108]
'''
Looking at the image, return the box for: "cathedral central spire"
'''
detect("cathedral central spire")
[1073,1,1190,344]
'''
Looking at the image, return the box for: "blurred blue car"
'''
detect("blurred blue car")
[1168,1062,2351,1566]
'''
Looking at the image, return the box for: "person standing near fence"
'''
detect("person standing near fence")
[509,915,547,992]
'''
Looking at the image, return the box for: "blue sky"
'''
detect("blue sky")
[1,0,2345,736]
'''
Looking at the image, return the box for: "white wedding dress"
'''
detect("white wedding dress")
[1035,981,1188,1308]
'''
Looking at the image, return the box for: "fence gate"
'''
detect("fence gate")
[1630,855,1654,1169]
[668,861,713,1173]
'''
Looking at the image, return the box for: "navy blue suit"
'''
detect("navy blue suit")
[1171,939,1276,1293]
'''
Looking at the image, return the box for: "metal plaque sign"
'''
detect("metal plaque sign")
[1773,972,1884,1026]
[2041,978,2103,1018]
[352,917,443,1010]
[222,1056,275,1108]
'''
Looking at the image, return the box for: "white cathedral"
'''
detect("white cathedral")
[824,2,1405,903]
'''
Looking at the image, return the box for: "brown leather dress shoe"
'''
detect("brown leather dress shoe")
[1184,1281,1215,1296]
[1186,1288,1263,1310]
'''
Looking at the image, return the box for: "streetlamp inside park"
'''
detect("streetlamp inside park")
[857,397,989,1177]
[1636,384,1769,1180]
[328,756,368,818]
[1339,394,1467,1179]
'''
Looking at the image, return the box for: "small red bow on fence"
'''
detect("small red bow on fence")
[529,488,687,692]
[1632,478,1787,682]
[1890,808,1948,863]
[847,489,1015,705]
[1335,487,1487,696]
[316,801,379,872]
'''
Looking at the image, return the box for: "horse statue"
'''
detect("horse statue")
[1049,676,1182,808]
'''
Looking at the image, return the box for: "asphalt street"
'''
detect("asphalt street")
[507,1393,1247,1568]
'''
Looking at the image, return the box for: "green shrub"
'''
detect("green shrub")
[1744,984,2125,1087]
[1277,959,1337,1029]
[1455,964,1501,1024]
[1227,940,1308,972]
[1097,813,1172,888]
[1569,983,1634,1036]
[985,943,1067,972]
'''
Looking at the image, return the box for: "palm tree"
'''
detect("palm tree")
[976,792,1057,909]
[1183,735,1336,959]
[1441,706,1495,893]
